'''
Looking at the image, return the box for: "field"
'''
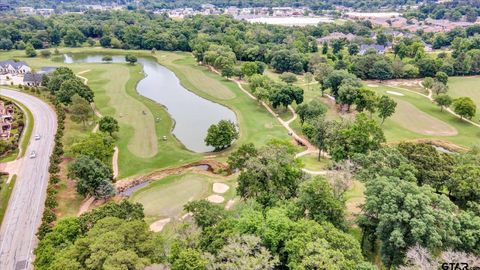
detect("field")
[448,76,480,119]
[130,172,236,223]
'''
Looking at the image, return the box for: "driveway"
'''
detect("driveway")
[0,89,56,270]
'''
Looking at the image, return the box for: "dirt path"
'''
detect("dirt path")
[112,147,119,179]
[210,67,317,154]
[76,69,91,85]
[77,196,95,216]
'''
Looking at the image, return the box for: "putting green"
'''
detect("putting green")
[130,173,232,219]
[391,99,458,136]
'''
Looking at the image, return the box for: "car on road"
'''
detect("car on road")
[34,134,41,140]
[29,151,37,159]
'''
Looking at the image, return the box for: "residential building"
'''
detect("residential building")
[0,61,31,75]
[359,44,386,55]
[23,73,43,86]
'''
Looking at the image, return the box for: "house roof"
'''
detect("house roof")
[360,44,386,51]
[0,61,29,69]
[23,73,43,83]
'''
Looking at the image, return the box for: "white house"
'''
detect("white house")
[0,61,31,75]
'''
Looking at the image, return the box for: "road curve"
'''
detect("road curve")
[0,89,57,270]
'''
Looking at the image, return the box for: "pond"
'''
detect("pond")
[60,54,238,153]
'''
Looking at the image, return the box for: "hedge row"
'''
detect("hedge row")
[36,97,65,240]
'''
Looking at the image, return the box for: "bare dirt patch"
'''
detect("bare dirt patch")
[212,183,229,194]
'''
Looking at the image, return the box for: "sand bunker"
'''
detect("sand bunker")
[207,194,225,203]
[149,218,171,232]
[392,100,458,136]
[387,91,404,96]
[367,84,379,88]
[213,183,230,194]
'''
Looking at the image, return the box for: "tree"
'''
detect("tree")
[432,81,448,95]
[322,70,359,98]
[68,155,114,198]
[205,120,239,151]
[69,95,91,127]
[360,177,459,268]
[296,99,327,124]
[221,64,234,79]
[435,71,449,85]
[279,72,297,84]
[227,143,258,171]
[63,28,86,47]
[270,49,305,74]
[368,60,394,80]
[296,176,346,229]
[434,94,453,111]
[99,116,119,135]
[453,97,476,119]
[377,95,397,124]
[328,113,385,161]
[355,88,378,116]
[184,200,226,229]
[337,81,359,111]
[57,78,94,104]
[208,235,279,270]
[422,77,434,89]
[269,84,303,109]
[348,43,359,55]
[25,43,37,57]
[45,217,162,270]
[237,144,304,207]
[69,132,115,164]
[449,164,480,207]
[172,249,207,270]
[125,54,138,64]
[352,147,418,183]
[397,142,453,189]
[240,62,259,77]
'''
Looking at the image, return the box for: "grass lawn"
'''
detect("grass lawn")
[373,85,480,148]
[0,175,16,225]
[298,153,331,171]
[448,76,480,119]
[152,51,290,156]
[130,172,236,223]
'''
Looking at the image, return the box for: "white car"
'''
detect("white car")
[29,151,37,159]
[34,134,41,140]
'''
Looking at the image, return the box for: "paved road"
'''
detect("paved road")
[0,89,56,270]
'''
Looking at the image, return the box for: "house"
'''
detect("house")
[23,73,43,86]
[17,6,35,15]
[0,101,14,139]
[0,61,31,75]
[317,32,357,44]
[359,44,386,55]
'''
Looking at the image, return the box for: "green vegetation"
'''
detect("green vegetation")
[0,97,33,161]
[130,173,235,221]
[0,175,16,225]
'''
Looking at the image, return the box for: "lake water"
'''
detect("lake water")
[61,54,238,152]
